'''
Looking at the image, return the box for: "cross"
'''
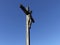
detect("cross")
[20,4,35,45]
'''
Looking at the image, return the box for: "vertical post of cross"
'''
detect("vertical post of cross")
[26,7,30,45]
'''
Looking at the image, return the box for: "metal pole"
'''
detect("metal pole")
[26,14,30,45]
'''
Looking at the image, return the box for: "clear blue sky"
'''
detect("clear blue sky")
[0,0,60,45]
